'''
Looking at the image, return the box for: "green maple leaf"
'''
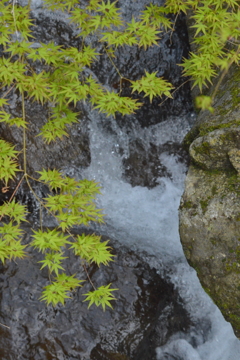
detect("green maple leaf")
[39,121,69,143]
[6,41,32,57]
[0,111,28,128]
[0,240,9,263]
[70,233,100,262]
[57,212,80,231]
[39,251,67,275]
[40,281,70,306]
[32,229,70,253]
[28,42,63,65]
[44,193,72,213]
[0,157,19,185]
[0,140,19,184]
[40,273,83,306]
[100,31,137,47]
[0,99,9,107]
[76,178,102,197]
[90,240,114,266]
[131,71,174,103]
[0,57,26,86]
[8,240,27,261]
[181,52,217,91]
[0,201,27,224]
[195,95,214,113]
[83,284,118,311]
[0,111,11,124]
[70,234,113,266]
[16,71,51,104]
[94,90,142,117]
[164,0,189,14]
[0,24,12,46]
[38,169,66,190]
[140,4,171,30]
[43,0,79,11]
[39,104,79,143]
[0,222,24,243]
[96,0,123,28]
[55,273,84,290]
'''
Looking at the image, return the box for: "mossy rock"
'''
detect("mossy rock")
[179,63,240,337]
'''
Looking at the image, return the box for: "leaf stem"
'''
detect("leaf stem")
[83,263,96,291]
[158,79,190,107]
[0,174,25,222]
[212,46,240,103]
[21,95,27,175]
[0,322,10,330]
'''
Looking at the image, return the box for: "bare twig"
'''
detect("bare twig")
[158,79,190,107]
[0,174,25,222]
[83,263,96,291]
[0,322,10,329]
[169,12,179,45]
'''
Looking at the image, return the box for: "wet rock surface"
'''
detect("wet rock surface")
[0,227,191,360]
[0,0,193,177]
[179,64,240,337]
[123,140,189,188]
[0,1,197,358]
[0,97,91,175]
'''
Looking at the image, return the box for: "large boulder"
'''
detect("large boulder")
[0,226,192,360]
[179,64,240,336]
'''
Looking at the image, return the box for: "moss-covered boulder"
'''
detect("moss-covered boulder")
[179,63,240,337]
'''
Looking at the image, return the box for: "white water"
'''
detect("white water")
[71,109,240,360]
[16,0,240,357]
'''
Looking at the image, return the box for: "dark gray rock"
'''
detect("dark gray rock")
[0,227,191,360]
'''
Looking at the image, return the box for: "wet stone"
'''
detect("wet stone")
[0,227,191,360]
[122,140,171,188]
[123,140,189,189]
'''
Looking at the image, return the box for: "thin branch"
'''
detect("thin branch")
[169,12,179,45]
[1,84,15,100]
[83,263,96,291]
[0,322,10,330]
[211,46,240,103]
[0,174,25,222]
[22,96,27,175]
[8,174,25,203]
[158,79,190,107]
[104,45,131,94]
[11,0,17,33]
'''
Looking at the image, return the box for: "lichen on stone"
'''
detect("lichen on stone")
[179,63,240,337]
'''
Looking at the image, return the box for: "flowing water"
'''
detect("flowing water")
[74,106,240,360]
[6,0,240,358]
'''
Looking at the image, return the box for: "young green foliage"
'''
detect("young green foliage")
[195,95,214,113]
[0,140,19,185]
[0,222,27,262]
[38,170,104,230]
[83,284,118,311]
[169,0,240,104]
[40,273,84,306]
[39,251,67,275]
[131,71,174,103]
[0,201,28,224]
[70,234,114,266]
[33,170,114,307]
[32,229,70,253]
[0,0,239,311]
[94,90,142,117]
